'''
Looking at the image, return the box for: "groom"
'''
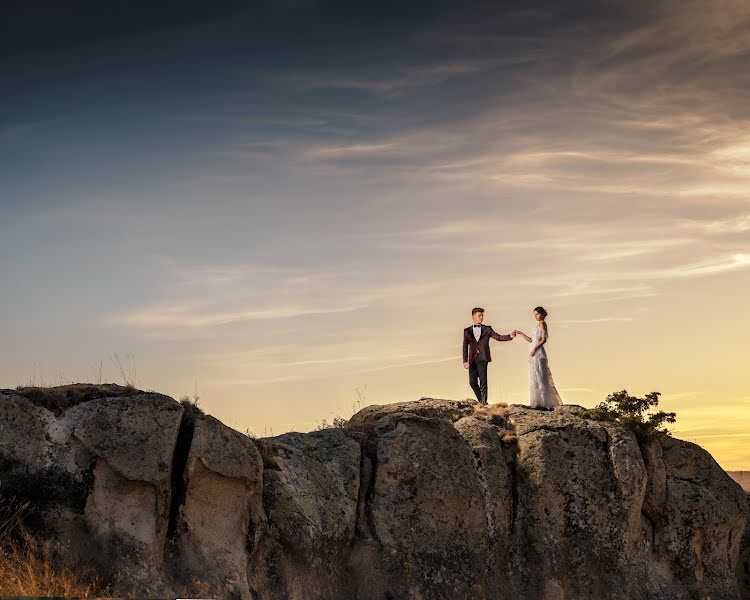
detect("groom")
[463,307,515,405]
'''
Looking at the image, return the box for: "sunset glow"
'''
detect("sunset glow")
[1,0,748,469]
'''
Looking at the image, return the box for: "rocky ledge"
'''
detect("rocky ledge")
[0,384,747,600]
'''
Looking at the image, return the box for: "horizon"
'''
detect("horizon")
[1,0,749,471]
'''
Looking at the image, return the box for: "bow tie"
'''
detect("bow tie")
[473,324,481,328]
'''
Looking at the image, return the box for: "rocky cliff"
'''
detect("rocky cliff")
[738,495,750,600]
[0,384,747,600]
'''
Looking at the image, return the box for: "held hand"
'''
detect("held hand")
[463,362,469,369]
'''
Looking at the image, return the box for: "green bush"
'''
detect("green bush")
[580,390,676,440]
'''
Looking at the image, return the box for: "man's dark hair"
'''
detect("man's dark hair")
[472,307,484,315]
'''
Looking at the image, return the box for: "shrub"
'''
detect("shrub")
[580,390,676,440]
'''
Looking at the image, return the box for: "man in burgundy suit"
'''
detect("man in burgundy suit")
[463,307,515,405]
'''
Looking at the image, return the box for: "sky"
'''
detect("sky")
[1,0,749,469]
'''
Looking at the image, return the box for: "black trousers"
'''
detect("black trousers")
[469,359,488,404]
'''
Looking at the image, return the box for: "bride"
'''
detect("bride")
[513,306,563,410]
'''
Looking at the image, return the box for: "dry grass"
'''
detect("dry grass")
[0,521,222,598]
[0,496,30,542]
[0,523,110,597]
[471,402,518,445]
[473,402,510,424]
[0,494,216,598]
[170,576,230,599]
[501,432,518,445]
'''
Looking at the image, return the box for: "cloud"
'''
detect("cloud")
[679,214,750,234]
[657,253,750,278]
[194,1,750,210]
[303,142,402,160]
[98,253,451,336]
[108,301,366,328]
[278,57,536,96]
[557,318,635,324]
[200,354,458,386]
[569,0,750,109]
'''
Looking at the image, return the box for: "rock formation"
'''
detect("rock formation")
[0,384,747,600]
[738,495,750,600]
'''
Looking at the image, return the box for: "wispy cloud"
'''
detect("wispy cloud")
[201,355,457,386]
[107,301,366,328]
[302,142,402,160]
[557,318,635,324]
[657,253,750,278]
[679,214,750,234]
[278,57,536,96]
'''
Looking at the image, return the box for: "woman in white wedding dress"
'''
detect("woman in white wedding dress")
[513,307,563,410]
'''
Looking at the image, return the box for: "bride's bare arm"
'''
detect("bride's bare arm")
[513,330,532,343]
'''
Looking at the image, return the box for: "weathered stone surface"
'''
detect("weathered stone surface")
[737,495,750,600]
[658,436,748,599]
[169,413,265,600]
[0,386,183,594]
[1,387,747,600]
[453,415,515,600]
[507,406,641,599]
[0,390,54,468]
[345,397,476,432]
[367,413,487,599]
[70,392,182,579]
[248,428,361,600]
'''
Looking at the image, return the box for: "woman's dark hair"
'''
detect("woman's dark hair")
[534,306,548,318]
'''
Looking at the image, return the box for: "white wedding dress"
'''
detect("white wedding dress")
[529,325,563,409]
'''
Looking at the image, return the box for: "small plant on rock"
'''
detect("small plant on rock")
[314,415,349,431]
[580,390,676,440]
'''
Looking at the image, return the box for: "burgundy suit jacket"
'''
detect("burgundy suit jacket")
[463,324,512,364]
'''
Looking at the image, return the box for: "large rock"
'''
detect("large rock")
[1,387,747,600]
[0,385,183,593]
[365,413,487,599]
[169,412,266,600]
[658,436,748,599]
[737,495,750,600]
[346,397,476,432]
[505,405,648,599]
[452,416,515,600]
[249,428,361,600]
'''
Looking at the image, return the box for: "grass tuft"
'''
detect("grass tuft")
[0,521,110,597]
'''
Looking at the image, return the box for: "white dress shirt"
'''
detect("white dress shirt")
[472,323,482,341]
